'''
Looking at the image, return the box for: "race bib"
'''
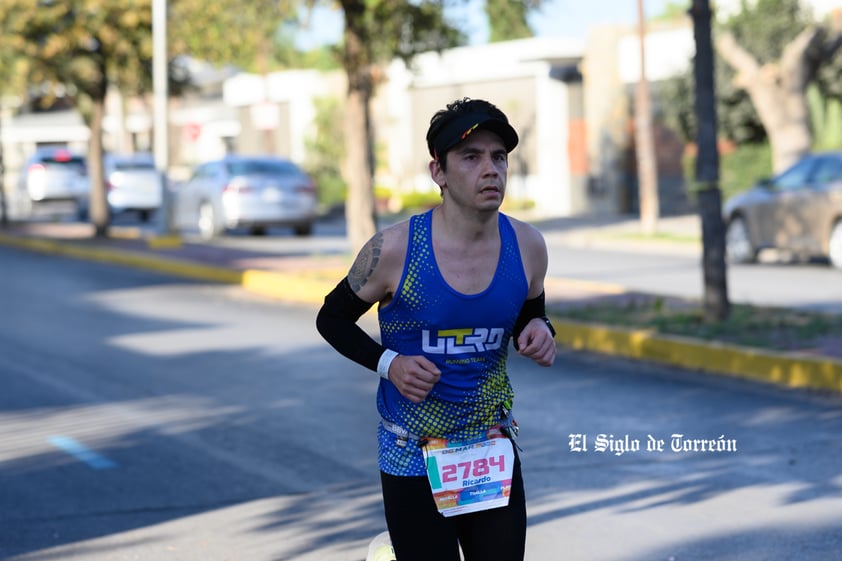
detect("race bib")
[422,428,515,517]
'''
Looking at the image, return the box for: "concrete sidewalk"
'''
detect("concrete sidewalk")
[1,217,840,395]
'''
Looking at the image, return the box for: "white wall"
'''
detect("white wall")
[223,70,337,164]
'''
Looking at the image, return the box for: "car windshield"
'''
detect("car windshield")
[774,157,815,191]
[813,156,842,183]
[227,160,300,176]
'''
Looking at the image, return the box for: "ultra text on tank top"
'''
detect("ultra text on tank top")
[376,209,529,476]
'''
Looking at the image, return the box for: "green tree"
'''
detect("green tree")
[485,0,534,42]
[168,0,290,73]
[0,0,155,236]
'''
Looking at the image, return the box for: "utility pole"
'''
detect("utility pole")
[691,0,730,321]
[636,0,660,235]
[153,0,176,235]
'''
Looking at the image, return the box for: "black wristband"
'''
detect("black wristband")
[316,277,385,372]
[541,316,556,337]
[513,291,548,350]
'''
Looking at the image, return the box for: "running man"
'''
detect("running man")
[316,97,557,561]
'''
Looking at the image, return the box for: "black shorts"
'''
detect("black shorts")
[380,454,526,561]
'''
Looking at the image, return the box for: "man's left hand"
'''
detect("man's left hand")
[516,318,557,366]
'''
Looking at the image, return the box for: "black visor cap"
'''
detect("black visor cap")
[430,112,519,160]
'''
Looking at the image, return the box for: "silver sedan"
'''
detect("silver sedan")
[723,151,842,269]
[174,155,319,239]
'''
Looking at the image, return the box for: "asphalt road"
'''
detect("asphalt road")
[2,245,842,561]
[542,240,842,313]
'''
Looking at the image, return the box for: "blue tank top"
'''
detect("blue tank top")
[376,209,528,476]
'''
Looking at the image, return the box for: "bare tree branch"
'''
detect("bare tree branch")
[780,26,821,89]
[715,32,761,91]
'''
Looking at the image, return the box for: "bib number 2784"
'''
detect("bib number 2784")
[423,434,514,517]
[441,455,505,482]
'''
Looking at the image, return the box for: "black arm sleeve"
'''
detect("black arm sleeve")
[512,291,554,350]
[315,277,386,372]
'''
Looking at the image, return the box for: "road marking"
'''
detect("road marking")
[48,436,118,470]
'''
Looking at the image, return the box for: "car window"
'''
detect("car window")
[38,155,87,173]
[812,156,842,184]
[227,160,300,176]
[775,157,815,191]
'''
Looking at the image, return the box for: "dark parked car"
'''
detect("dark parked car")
[174,155,319,239]
[723,151,842,269]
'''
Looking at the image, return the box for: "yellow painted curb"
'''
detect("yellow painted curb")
[551,317,842,394]
[107,227,183,249]
[0,233,241,284]
[146,235,183,250]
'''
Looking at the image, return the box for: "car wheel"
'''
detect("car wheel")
[197,201,218,240]
[828,220,842,270]
[249,226,267,236]
[726,216,757,264]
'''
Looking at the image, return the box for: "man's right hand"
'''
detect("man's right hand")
[387,355,441,403]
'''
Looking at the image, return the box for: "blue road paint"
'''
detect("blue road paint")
[49,436,118,470]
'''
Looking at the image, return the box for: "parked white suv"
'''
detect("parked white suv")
[18,147,89,218]
[104,152,162,222]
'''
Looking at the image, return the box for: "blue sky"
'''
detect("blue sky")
[294,0,676,49]
[487,0,674,43]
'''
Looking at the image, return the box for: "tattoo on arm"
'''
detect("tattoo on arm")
[348,232,383,292]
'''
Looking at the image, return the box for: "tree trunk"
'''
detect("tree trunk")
[691,0,730,322]
[79,40,111,238]
[341,0,377,253]
[88,94,109,238]
[635,0,659,235]
[344,86,377,252]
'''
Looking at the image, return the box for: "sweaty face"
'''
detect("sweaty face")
[432,129,509,211]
